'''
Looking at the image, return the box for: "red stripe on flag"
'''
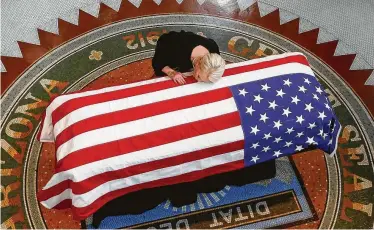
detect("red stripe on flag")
[51,78,196,125]
[43,160,244,220]
[53,199,72,210]
[38,140,244,201]
[56,112,241,171]
[38,179,70,202]
[55,88,233,147]
[77,160,244,220]
[76,160,244,219]
[223,54,309,76]
[51,55,308,125]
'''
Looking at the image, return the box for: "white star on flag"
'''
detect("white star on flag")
[318,111,327,120]
[251,125,260,135]
[298,86,307,93]
[286,127,295,134]
[273,151,282,157]
[295,145,304,151]
[291,96,300,105]
[283,79,292,87]
[239,88,248,96]
[263,132,272,140]
[304,78,311,85]
[324,103,331,110]
[259,113,269,123]
[273,120,283,130]
[276,89,286,98]
[251,155,260,163]
[296,131,304,138]
[282,107,292,117]
[246,106,255,115]
[318,129,324,137]
[273,136,283,143]
[284,141,293,147]
[253,94,263,103]
[312,93,319,101]
[328,139,333,145]
[250,125,260,135]
[306,136,317,145]
[251,142,260,149]
[316,86,323,94]
[323,133,329,139]
[268,100,278,110]
[308,122,317,129]
[262,146,271,152]
[261,83,271,91]
[305,103,314,112]
[296,115,305,124]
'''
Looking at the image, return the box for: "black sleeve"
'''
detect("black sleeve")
[184,31,220,55]
[152,31,220,76]
[152,34,172,76]
[206,38,220,55]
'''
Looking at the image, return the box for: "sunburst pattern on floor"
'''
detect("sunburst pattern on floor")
[2,0,374,84]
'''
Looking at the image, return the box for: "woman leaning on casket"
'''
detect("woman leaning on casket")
[152,30,226,84]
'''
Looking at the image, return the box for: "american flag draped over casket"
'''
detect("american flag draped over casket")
[37,52,341,220]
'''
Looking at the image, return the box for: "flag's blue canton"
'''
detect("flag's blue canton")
[230,73,341,166]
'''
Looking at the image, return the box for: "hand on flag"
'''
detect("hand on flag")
[173,72,187,85]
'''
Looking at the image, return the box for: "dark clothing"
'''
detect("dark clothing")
[92,160,276,228]
[152,31,220,76]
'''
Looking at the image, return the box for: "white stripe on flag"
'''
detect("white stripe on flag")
[39,78,170,142]
[41,189,73,209]
[43,126,244,189]
[53,63,313,138]
[47,52,305,114]
[41,149,244,208]
[225,52,306,69]
[56,98,238,161]
[40,53,309,141]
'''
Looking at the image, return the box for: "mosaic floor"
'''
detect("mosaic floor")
[1,1,374,229]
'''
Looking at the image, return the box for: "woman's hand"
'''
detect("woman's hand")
[172,72,187,85]
[166,69,186,85]
[163,67,186,85]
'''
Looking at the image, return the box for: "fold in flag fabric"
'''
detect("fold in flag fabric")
[37,52,341,220]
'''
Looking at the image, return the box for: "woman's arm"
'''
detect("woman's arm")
[152,35,170,76]
[162,66,186,84]
[162,66,176,77]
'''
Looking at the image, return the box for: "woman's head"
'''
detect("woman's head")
[193,53,225,83]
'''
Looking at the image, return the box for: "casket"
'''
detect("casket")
[37,52,341,220]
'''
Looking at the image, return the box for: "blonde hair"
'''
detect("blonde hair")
[193,53,225,82]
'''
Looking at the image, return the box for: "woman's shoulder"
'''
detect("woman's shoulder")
[199,36,220,54]
[160,30,206,41]
[158,31,177,40]
[182,31,220,53]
